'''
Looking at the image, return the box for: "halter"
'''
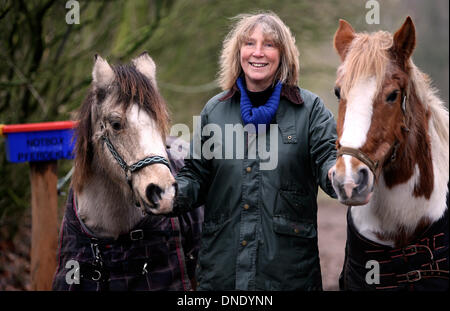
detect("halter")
[100,128,170,189]
[337,94,408,179]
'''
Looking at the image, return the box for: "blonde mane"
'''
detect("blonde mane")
[337,31,392,98]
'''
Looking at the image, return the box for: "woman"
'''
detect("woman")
[170,12,337,290]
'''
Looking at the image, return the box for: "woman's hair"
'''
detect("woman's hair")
[218,11,300,90]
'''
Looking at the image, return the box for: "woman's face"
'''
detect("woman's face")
[240,24,280,92]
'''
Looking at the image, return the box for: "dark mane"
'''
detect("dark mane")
[72,88,94,193]
[72,63,170,193]
[112,64,169,137]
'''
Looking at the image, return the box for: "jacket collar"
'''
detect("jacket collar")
[219,81,304,105]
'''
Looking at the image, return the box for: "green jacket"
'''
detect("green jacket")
[174,84,337,290]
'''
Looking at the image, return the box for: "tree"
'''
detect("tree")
[0,0,175,240]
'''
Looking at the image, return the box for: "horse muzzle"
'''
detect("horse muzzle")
[141,182,177,215]
[330,160,374,206]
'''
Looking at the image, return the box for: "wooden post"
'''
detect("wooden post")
[29,161,58,291]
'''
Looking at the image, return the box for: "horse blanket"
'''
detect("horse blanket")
[52,142,203,291]
[339,192,449,291]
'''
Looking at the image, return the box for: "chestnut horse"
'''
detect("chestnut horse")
[330,17,448,290]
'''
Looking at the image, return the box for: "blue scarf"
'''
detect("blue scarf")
[236,77,282,132]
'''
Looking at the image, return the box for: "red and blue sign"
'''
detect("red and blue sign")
[1,121,78,163]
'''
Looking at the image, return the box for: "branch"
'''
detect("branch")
[47,0,105,50]
[0,3,11,20]
[52,0,94,64]
[2,13,18,111]
[118,0,167,59]
[0,50,47,114]
[58,77,92,106]
[0,81,28,87]
[37,0,57,18]
[17,0,34,32]
[53,25,74,64]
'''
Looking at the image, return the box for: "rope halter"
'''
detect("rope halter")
[101,134,171,189]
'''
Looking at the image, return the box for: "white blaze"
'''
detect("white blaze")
[344,154,354,181]
[128,104,167,158]
[340,77,377,148]
[128,104,175,211]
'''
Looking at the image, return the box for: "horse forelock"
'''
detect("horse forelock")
[112,64,170,139]
[337,31,392,98]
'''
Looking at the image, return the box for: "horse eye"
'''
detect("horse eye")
[334,87,341,100]
[110,120,122,131]
[386,90,399,102]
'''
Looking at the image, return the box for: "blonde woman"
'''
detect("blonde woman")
[169,12,337,290]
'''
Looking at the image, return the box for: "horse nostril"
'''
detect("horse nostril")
[357,167,369,186]
[146,183,163,205]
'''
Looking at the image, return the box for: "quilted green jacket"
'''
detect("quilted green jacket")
[174,84,337,290]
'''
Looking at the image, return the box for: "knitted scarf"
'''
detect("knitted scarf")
[236,77,282,132]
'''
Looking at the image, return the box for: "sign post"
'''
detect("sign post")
[29,160,58,290]
[1,121,77,290]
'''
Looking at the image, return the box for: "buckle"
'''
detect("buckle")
[406,270,422,282]
[142,262,148,275]
[130,229,144,241]
[402,245,418,256]
[92,269,102,281]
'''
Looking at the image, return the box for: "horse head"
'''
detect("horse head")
[73,52,176,215]
[329,17,418,206]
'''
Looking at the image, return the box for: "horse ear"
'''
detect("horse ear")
[334,19,356,61]
[132,52,157,86]
[392,16,416,63]
[92,54,115,87]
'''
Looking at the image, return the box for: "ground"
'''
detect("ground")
[317,200,348,290]
[0,200,348,291]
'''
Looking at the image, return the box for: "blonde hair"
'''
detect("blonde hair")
[218,11,300,90]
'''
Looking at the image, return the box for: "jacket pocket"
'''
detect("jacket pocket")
[275,189,315,222]
[273,215,317,238]
[268,209,319,290]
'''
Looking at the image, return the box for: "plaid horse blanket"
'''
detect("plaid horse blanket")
[339,191,449,291]
[52,140,203,291]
